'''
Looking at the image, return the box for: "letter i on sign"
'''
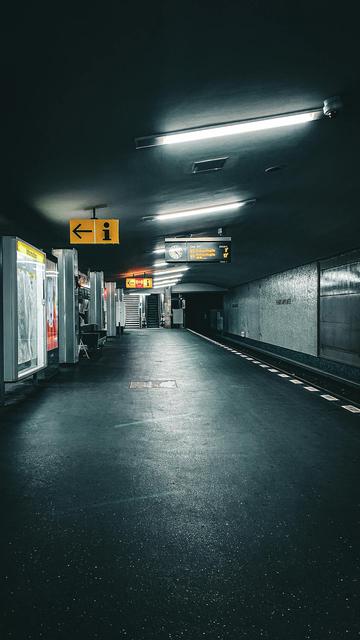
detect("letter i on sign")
[103,222,111,241]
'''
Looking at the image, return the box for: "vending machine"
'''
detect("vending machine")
[0,236,47,382]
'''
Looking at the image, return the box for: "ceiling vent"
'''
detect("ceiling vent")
[192,157,228,174]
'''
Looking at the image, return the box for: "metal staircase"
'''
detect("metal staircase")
[125,295,141,328]
[146,294,159,328]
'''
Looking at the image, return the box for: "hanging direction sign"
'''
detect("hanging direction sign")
[125,277,153,289]
[165,237,231,263]
[69,219,119,244]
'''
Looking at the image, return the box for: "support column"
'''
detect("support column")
[53,249,79,364]
[89,271,105,329]
[105,282,116,337]
[164,286,172,329]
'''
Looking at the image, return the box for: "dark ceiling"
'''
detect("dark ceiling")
[2,2,359,287]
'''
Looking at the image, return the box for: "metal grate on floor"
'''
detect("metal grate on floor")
[129,380,177,389]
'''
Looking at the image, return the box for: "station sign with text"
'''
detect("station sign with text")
[165,237,231,263]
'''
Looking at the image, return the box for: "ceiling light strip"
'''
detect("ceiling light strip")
[153,276,183,282]
[136,108,323,149]
[156,200,253,221]
[153,267,189,276]
[153,282,179,288]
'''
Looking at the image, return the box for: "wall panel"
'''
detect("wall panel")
[224,263,318,356]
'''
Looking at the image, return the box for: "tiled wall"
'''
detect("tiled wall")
[224,263,318,356]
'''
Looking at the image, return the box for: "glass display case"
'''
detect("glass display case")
[1,236,47,382]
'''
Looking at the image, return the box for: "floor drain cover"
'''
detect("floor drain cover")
[129,380,177,389]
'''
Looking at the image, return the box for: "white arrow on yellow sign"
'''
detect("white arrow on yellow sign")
[69,219,120,244]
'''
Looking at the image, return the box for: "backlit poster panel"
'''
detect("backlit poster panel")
[16,240,46,377]
[46,259,58,351]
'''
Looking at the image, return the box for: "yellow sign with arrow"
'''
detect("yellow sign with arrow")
[69,219,119,244]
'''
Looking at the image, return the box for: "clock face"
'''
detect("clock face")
[168,244,184,260]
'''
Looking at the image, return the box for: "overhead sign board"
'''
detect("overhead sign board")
[165,237,231,263]
[69,219,119,244]
[125,277,153,289]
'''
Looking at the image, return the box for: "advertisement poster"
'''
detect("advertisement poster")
[17,240,46,375]
[46,260,58,351]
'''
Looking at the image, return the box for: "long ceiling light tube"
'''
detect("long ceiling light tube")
[153,278,181,286]
[153,261,167,267]
[153,278,182,284]
[153,281,179,288]
[156,200,252,222]
[153,267,189,276]
[153,271,185,279]
[136,107,323,149]
[153,275,183,283]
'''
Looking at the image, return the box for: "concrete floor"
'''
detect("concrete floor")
[0,329,359,639]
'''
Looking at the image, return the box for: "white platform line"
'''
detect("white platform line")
[187,330,359,413]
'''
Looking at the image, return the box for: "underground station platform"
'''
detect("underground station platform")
[1,329,360,639]
[2,3,360,638]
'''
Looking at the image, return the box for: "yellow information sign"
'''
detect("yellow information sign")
[17,240,45,263]
[126,277,153,289]
[69,219,119,244]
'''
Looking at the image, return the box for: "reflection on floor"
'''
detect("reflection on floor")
[0,329,359,639]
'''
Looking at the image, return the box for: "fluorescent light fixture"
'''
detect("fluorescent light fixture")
[153,261,167,267]
[136,107,323,149]
[153,274,182,284]
[154,279,181,286]
[152,247,165,254]
[153,267,189,276]
[156,200,250,222]
[153,272,185,280]
[154,282,181,288]
[153,281,179,288]
[154,278,182,285]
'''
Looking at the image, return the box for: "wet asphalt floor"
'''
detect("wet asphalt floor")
[0,329,359,639]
